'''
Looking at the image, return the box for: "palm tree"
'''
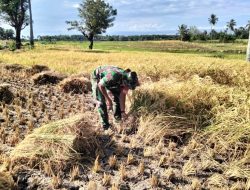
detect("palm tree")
[208,14,218,39]
[226,19,236,33]
[28,0,34,47]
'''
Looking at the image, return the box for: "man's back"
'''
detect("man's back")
[95,66,127,89]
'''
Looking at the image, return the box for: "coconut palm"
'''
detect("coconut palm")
[208,14,218,38]
[227,19,236,33]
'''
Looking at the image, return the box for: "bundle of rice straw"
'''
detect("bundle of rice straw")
[32,71,66,85]
[60,77,91,94]
[0,83,14,104]
[26,64,50,76]
[0,172,14,190]
[11,113,101,169]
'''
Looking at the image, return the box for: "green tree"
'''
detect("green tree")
[189,26,200,41]
[5,29,14,39]
[208,14,218,39]
[0,26,4,39]
[235,27,248,39]
[178,24,190,41]
[226,19,236,33]
[67,0,117,50]
[0,0,29,49]
[28,0,34,47]
[0,27,14,40]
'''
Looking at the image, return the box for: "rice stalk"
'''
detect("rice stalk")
[108,155,117,169]
[138,161,145,175]
[182,158,197,176]
[207,174,228,188]
[87,181,97,190]
[102,173,111,186]
[191,178,202,190]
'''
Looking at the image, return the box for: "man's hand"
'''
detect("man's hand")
[121,112,128,120]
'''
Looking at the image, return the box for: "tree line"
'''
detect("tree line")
[178,15,250,42]
[0,27,14,40]
[38,34,178,42]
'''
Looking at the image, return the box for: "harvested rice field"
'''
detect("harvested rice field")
[0,41,250,190]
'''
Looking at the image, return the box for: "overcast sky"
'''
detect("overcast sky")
[1,0,250,37]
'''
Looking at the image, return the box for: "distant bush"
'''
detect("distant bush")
[7,41,16,51]
[38,34,179,42]
[0,27,14,40]
[189,26,208,41]
[219,33,236,43]
[211,52,225,59]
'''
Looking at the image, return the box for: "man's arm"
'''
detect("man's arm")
[120,87,129,113]
[98,83,112,107]
[120,92,126,112]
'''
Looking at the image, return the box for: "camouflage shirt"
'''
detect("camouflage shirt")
[93,66,128,89]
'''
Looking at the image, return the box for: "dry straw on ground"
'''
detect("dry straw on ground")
[92,155,101,173]
[191,178,202,190]
[207,173,228,188]
[0,83,14,104]
[108,155,117,169]
[32,71,66,85]
[0,172,15,190]
[1,42,250,188]
[87,181,98,190]
[137,113,191,144]
[4,64,25,72]
[10,113,101,170]
[59,77,91,94]
[25,64,50,76]
[132,73,250,178]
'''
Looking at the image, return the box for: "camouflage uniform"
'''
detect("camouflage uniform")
[91,66,129,129]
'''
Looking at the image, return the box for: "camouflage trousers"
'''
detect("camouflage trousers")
[91,77,122,129]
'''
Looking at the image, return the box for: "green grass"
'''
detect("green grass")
[1,40,247,60]
[33,40,248,60]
